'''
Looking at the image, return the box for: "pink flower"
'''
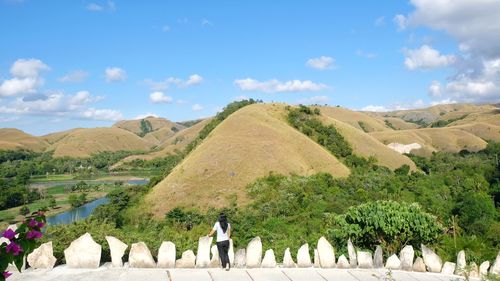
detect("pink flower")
[28,219,37,228]
[3,271,12,279]
[26,230,42,239]
[37,221,45,228]
[2,229,16,240]
[6,241,22,256]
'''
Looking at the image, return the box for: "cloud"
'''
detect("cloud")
[430,98,457,106]
[81,108,122,121]
[233,95,249,101]
[375,16,386,26]
[149,91,173,103]
[192,104,203,111]
[86,1,115,12]
[234,78,327,93]
[0,91,103,116]
[143,74,203,90]
[361,100,425,112]
[404,45,456,70]
[306,56,335,70]
[0,59,49,97]
[356,50,376,59]
[162,25,171,32]
[298,95,330,104]
[105,67,126,82]
[58,70,88,83]
[134,113,159,119]
[399,0,500,103]
[428,80,442,97]
[393,14,408,31]
[86,3,103,11]
[201,18,213,27]
[0,116,19,122]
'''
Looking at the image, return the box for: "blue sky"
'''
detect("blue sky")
[1,0,499,135]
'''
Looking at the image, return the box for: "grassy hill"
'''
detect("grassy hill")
[370,127,489,157]
[0,128,47,152]
[317,106,391,132]
[113,116,185,145]
[145,103,351,216]
[48,127,153,158]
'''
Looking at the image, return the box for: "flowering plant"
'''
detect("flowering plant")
[0,211,46,281]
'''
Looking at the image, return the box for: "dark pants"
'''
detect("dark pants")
[216,240,230,268]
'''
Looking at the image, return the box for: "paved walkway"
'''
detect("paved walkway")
[9,265,475,281]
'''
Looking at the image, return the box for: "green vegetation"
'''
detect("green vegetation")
[178,119,203,128]
[357,121,370,133]
[384,119,397,130]
[405,118,429,127]
[139,119,153,137]
[68,193,87,208]
[430,115,468,128]
[287,105,374,169]
[41,142,499,264]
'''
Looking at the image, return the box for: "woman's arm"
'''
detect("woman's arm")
[228,225,231,239]
[208,229,215,237]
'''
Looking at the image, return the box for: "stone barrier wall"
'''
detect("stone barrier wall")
[25,232,500,278]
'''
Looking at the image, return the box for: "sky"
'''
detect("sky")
[0,0,499,135]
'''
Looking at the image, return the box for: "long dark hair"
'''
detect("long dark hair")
[218,213,228,233]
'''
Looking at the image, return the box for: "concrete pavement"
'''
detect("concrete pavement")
[8,265,474,281]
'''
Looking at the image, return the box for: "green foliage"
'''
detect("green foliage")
[394,164,410,175]
[454,192,496,236]
[326,200,442,253]
[68,193,87,208]
[19,206,30,216]
[384,120,397,130]
[287,105,353,160]
[430,115,468,128]
[358,121,370,133]
[177,119,203,128]
[139,119,153,137]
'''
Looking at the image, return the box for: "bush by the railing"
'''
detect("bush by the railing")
[0,211,46,281]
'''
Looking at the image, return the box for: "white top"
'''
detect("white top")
[212,221,231,242]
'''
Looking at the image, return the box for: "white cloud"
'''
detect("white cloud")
[356,50,376,59]
[105,67,126,82]
[298,95,330,104]
[86,3,103,11]
[430,98,457,106]
[186,74,203,86]
[233,95,249,101]
[10,59,49,77]
[201,18,213,27]
[134,113,159,119]
[86,1,115,12]
[162,25,171,32]
[234,78,327,93]
[397,0,500,103]
[81,108,122,121]
[404,45,456,70]
[393,14,408,31]
[58,70,88,83]
[375,16,385,26]
[192,104,203,111]
[68,90,103,109]
[0,59,49,97]
[143,74,203,90]
[306,56,335,70]
[361,100,425,112]
[428,80,442,97]
[0,116,19,122]
[149,91,173,103]
[176,99,188,104]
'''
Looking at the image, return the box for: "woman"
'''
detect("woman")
[208,213,231,271]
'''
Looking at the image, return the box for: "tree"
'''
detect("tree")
[455,192,496,236]
[327,200,442,253]
[19,205,30,216]
[49,197,57,209]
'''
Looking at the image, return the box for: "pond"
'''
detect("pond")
[46,197,109,226]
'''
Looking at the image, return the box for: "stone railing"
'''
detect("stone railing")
[26,233,499,278]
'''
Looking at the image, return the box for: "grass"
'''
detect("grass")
[31,174,74,182]
[145,103,351,217]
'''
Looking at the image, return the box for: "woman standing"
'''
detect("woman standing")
[208,213,231,271]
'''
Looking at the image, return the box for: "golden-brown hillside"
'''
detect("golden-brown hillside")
[145,103,351,216]
[0,128,47,152]
[48,127,153,158]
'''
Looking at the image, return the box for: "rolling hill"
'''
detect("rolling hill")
[48,127,153,158]
[0,128,47,152]
[145,103,352,215]
[113,116,185,145]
